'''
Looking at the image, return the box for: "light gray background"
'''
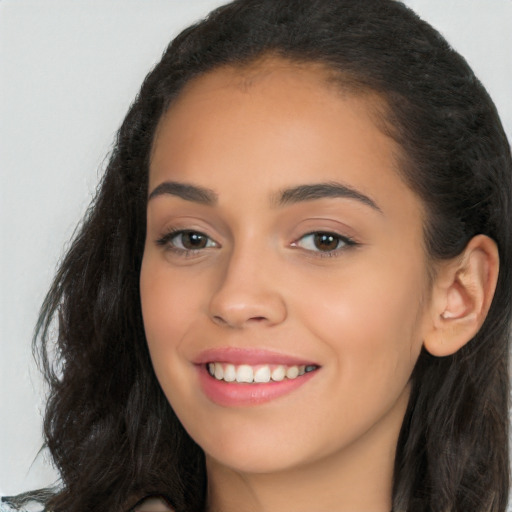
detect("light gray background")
[1,0,511,496]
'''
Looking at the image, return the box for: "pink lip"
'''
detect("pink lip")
[193,348,320,407]
[193,347,318,366]
[197,364,318,407]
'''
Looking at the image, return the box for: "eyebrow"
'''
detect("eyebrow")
[276,182,382,213]
[148,181,218,205]
[148,180,382,213]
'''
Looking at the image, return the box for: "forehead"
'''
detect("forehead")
[151,58,385,171]
[151,56,387,157]
[149,58,422,225]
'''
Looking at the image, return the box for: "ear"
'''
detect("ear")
[423,235,499,357]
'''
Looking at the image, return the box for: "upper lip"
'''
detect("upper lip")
[193,347,319,366]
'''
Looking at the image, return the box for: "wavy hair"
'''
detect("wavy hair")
[20,1,511,511]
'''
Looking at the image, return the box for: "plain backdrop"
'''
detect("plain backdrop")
[1,0,511,497]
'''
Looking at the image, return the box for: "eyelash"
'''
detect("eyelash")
[155,229,358,258]
[291,231,358,258]
[156,229,219,257]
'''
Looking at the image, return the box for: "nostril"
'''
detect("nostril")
[212,315,267,326]
[213,315,227,325]
[209,294,287,328]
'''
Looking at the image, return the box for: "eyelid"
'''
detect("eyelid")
[291,231,358,257]
[156,228,220,253]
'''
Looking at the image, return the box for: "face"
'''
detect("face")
[140,60,431,475]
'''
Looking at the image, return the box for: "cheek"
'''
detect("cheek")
[139,253,206,415]
[140,253,201,359]
[294,251,427,387]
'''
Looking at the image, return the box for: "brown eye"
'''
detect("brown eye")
[157,230,218,252]
[313,233,340,251]
[180,231,209,249]
[293,231,355,254]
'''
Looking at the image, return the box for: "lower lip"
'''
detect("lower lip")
[197,364,318,407]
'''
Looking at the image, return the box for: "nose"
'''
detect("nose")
[208,247,287,329]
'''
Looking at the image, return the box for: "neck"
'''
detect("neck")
[205,387,408,512]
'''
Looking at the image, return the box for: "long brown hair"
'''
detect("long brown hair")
[20,1,512,510]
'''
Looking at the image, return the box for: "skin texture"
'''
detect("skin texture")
[140,60,496,512]
[134,497,173,512]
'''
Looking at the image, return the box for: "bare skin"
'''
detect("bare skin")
[134,497,173,512]
[140,59,498,512]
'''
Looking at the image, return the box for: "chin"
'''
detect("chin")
[204,442,310,475]
[188,415,334,476]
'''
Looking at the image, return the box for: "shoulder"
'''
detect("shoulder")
[132,496,174,512]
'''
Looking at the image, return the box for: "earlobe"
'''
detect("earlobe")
[423,235,499,357]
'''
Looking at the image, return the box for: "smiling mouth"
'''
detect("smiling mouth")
[207,362,319,384]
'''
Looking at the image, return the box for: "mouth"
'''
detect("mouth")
[206,362,319,383]
[195,349,320,407]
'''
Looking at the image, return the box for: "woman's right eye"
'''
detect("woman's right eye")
[156,230,218,252]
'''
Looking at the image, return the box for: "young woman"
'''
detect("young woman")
[2,0,510,511]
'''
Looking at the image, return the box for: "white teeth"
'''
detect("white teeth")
[271,365,286,382]
[214,362,224,380]
[236,364,254,383]
[223,363,236,382]
[286,366,299,379]
[254,366,271,383]
[208,362,317,383]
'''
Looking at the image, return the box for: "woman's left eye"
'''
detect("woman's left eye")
[157,230,218,252]
[292,232,356,254]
